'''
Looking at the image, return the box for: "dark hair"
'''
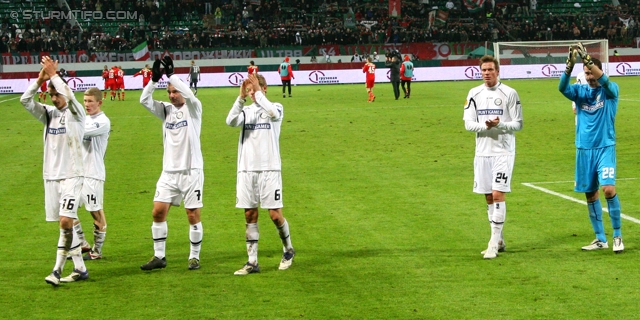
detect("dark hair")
[590,57,602,71]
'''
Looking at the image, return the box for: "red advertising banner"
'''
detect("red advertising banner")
[389,0,401,18]
[2,51,90,65]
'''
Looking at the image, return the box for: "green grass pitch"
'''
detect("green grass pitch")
[1,77,640,319]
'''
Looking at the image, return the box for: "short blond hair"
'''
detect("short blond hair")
[84,87,102,102]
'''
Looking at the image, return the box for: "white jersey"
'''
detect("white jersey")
[226,92,283,172]
[140,74,203,172]
[463,82,523,156]
[83,112,110,181]
[20,75,85,180]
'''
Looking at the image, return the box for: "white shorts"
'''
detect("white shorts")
[81,178,104,212]
[236,171,283,209]
[154,169,204,209]
[44,177,84,221]
[473,155,514,194]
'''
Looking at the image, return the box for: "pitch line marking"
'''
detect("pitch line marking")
[0,96,20,103]
[522,179,640,225]
[524,178,637,185]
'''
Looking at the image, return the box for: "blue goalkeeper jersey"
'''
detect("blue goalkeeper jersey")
[559,72,618,149]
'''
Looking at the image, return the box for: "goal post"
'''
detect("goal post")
[493,40,609,76]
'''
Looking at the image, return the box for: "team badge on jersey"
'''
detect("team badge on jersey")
[176,111,183,119]
[494,98,502,106]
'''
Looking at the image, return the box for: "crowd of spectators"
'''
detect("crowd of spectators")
[0,0,638,56]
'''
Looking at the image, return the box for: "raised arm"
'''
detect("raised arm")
[245,74,282,120]
[596,73,619,99]
[558,72,577,101]
[163,56,202,119]
[139,59,170,119]
[227,81,247,127]
[39,56,85,121]
[255,91,282,121]
[20,71,49,124]
[139,80,168,120]
[226,97,246,127]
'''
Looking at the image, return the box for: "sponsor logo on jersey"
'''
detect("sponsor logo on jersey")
[165,120,188,129]
[477,109,504,116]
[580,100,604,112]
[48,127,67,134]
[244,123,271,130]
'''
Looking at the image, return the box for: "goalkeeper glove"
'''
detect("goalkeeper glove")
[162,56,175,77]
[575,42,594,70]
[565,46,577,75]
[151,59,163,82]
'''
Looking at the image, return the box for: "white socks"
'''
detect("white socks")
[246,223,259,265]
[73,221,87,244]
[189,222,203,260]
[151,221,168,259]
[490,201,506,245]
[93,229,106,255]
[54,227,86,273]
[277,219,293,252]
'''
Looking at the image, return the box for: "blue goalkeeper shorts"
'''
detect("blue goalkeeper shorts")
[574,145,616,193]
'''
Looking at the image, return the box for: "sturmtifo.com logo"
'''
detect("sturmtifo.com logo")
[14,10,138,20]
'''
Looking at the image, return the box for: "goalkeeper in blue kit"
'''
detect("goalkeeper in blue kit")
[559,43,624,253]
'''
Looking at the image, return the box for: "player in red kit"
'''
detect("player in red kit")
[101,65,109,99]
[134,64,152,88]
[247,60,258,76]
[108,66,118,101]
[362,56,376,102]
[38,80,48,102]
[116,66,125,101]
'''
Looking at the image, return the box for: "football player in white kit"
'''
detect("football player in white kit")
[227,73,296,275]
[20,56,89,286]
[71,87,110,261]
[139,56,205,271]
[463,55,524,260]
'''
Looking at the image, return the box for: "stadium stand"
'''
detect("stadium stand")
[0,0,636,56]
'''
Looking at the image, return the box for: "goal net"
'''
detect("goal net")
[493,40,609,78]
